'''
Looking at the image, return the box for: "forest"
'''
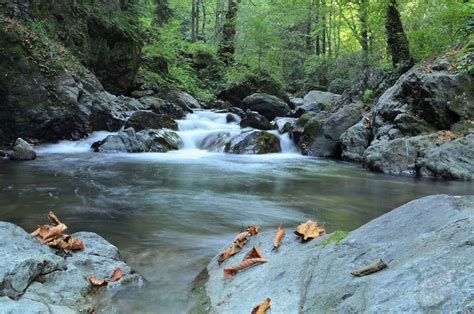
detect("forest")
[0,0,473,313]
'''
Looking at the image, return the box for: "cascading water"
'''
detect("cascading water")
[36,110,299,155]
[176,110,299,154]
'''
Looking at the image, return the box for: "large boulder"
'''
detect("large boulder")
[124,111,178,131]
[158,88,201,111]
[9,138,37,160]
[241,93,291,121]
[193,194,474,313]
[291,90,341,118]
[0,17,143,146]
[138,96,186,120]
[340,117,372,162]
[301,102,364,157]
[362,134,437,176]
[240,111,273,130]
[372,67,473,141]
[418,133,474,180]
[0,222,141,312]
[217,71,287,106]
[92,128,182,153]
[225,130,281,154]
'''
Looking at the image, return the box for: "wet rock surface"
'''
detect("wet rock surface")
[9,138,37,161]
[225,130,281,154]
[193,195,474,313]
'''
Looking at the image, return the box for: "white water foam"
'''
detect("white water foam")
[36,110,301,157]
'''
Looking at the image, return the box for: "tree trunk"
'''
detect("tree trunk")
[191,0,196,42]
[315,0,320,55]
[322,0,326,55]
[359,0,369,71]
[201,0,206,41]
[195,0,201,40]
[218,0,238,64]
[385,0,413,73]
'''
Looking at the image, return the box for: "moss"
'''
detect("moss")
[297,113,311,127]
[321,230,349,247]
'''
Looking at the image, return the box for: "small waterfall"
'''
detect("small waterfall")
[176,110,299,154]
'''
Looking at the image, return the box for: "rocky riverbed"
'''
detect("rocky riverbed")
[192,194,474,313]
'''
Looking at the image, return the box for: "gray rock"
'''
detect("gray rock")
[194,195,474,313]
[418,133,474,180]
[92,128,182,153]
[372,68,473,140]
[0,222,141,312]
[131,90,155,98]
[293,90,341,117]
[124,111,178,131]
[362,134,437,175]
[139,96,186,120]
[273,117,298,135]
[162,89,201,110]
[225,130,281,154]
[432,58,451,71]
[341,117,372,162]
[9,138,37,161]
[242,93,291,121]
[301,102,364,157]
[240,111,273,130]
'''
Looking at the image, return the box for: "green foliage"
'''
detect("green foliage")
[362,89,374,104]
[321,231,349,247]
[75,2,145,42]
[297,114,312,127]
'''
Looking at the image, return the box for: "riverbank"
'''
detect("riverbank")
[192,194,474,313]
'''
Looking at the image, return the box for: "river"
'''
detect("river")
[0,111,472,312]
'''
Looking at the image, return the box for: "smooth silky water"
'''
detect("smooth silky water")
[1,111,472,313]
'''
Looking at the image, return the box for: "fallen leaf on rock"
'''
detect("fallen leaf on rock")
[273,225,285,251]
[223,258,267,279]
[47,211,61,225]
[110,267,123,282]
[234,231,250,248]
[31,211,84,251]
[251,298,271,314]
[247,225,260,236]
[244,245,264,260]
[218,243,241,264]
[88,275,107,286]
[294,220,325,241]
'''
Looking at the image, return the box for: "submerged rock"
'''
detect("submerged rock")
[124,111,178,131]
[92,128,182,153]
[225,130,281,154]
[241,93,291,121]
[9,138,37,161]
[0,222,142,312]
[193,194,474,313]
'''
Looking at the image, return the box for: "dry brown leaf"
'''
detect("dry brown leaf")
[273,225,285,250]
[223,258,267,279]
[88,275,107,286]
[244,245,264,260]
[39,223,68,243]
[218,243,241,264]
[294,220,325,241]
[47,211,61,225]
[247,225,260,236]
[251,298,271,314]
[233,231,250,248]
[110,267,123,282]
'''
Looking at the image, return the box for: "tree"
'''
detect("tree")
[218,0,238,64]
[385,0,413,73]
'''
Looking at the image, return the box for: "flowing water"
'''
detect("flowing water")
[0,110,472,313]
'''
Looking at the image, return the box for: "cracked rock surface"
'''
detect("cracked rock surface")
[192,195,474,313]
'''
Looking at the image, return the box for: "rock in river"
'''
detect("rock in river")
[192,195,474,313]
[9,138,37,161]
[124,111,178,131]
[0,222,142,312]
[241,93,291,121]
[225,130,281,154]
[92,128,182,153]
